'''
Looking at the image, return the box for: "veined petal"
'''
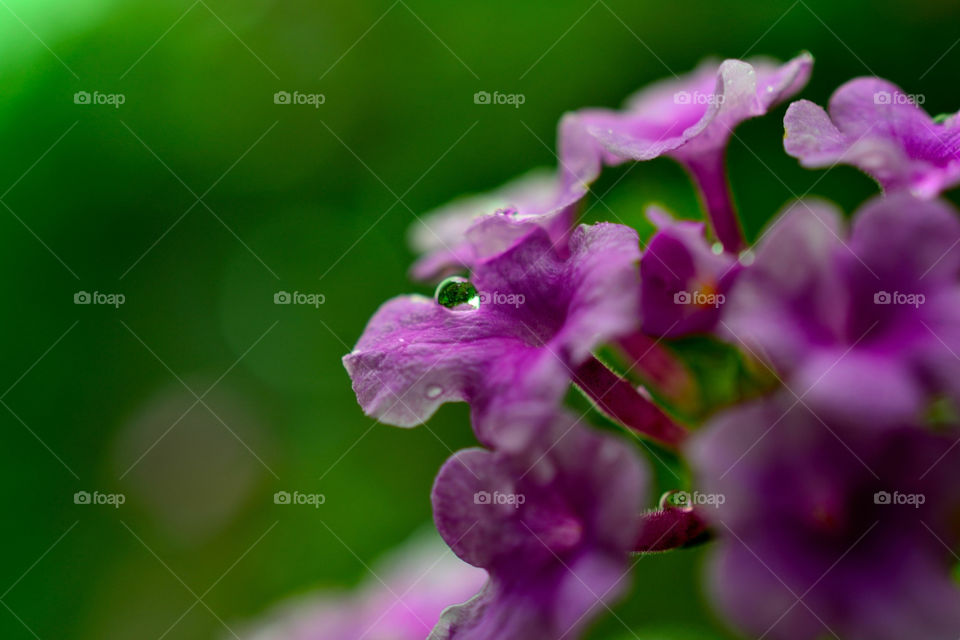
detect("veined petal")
[581,53,812,163]
[785,77,960,198]
[430,419,645,640]
[345,224,641,446]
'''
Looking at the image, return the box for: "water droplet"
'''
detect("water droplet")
[710,242,724,255]
[435,276,480,309]
[426,385,442,398]
[738,249,756,266]
[659,489,693,511]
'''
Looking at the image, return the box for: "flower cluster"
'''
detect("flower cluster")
[345,53,960,640]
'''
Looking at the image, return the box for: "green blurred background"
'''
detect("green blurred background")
[2,0,959,638]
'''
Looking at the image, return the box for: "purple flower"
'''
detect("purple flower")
[640,205,741,337]
[689,393,960,640]
[785,77,960,199]
[408,169,565,282]
[409,115,603,282]
[238,530,487,640]
[721,193,960,426]
[345,222,683,450]
[430,417,646,640]
[577,53,813,252]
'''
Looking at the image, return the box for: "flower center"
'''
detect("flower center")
[542,515,584,552]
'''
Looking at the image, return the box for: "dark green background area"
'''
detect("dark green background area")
[1,1,958,638]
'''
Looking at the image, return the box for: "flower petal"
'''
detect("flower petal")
[783,99,851,167]
[345,224,641,444]
[582,54,812,163]
[408,170,559,282]
[430,420,645,640]
[640,206,740,337]
[691,395,960,640]
[721,198,848,370]
[785,77,960,198]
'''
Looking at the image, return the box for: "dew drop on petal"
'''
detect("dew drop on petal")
[659,489,694,511]
[738,249,756,266]
[426,385,442,399]
[435,276,480,309]
[710,242,724,255]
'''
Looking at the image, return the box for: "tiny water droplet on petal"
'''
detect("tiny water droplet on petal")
[435,276,480,309]
[711,242,724,255]
[659,489,694,511]
[426,385,442,399]
[738,249,756,266]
